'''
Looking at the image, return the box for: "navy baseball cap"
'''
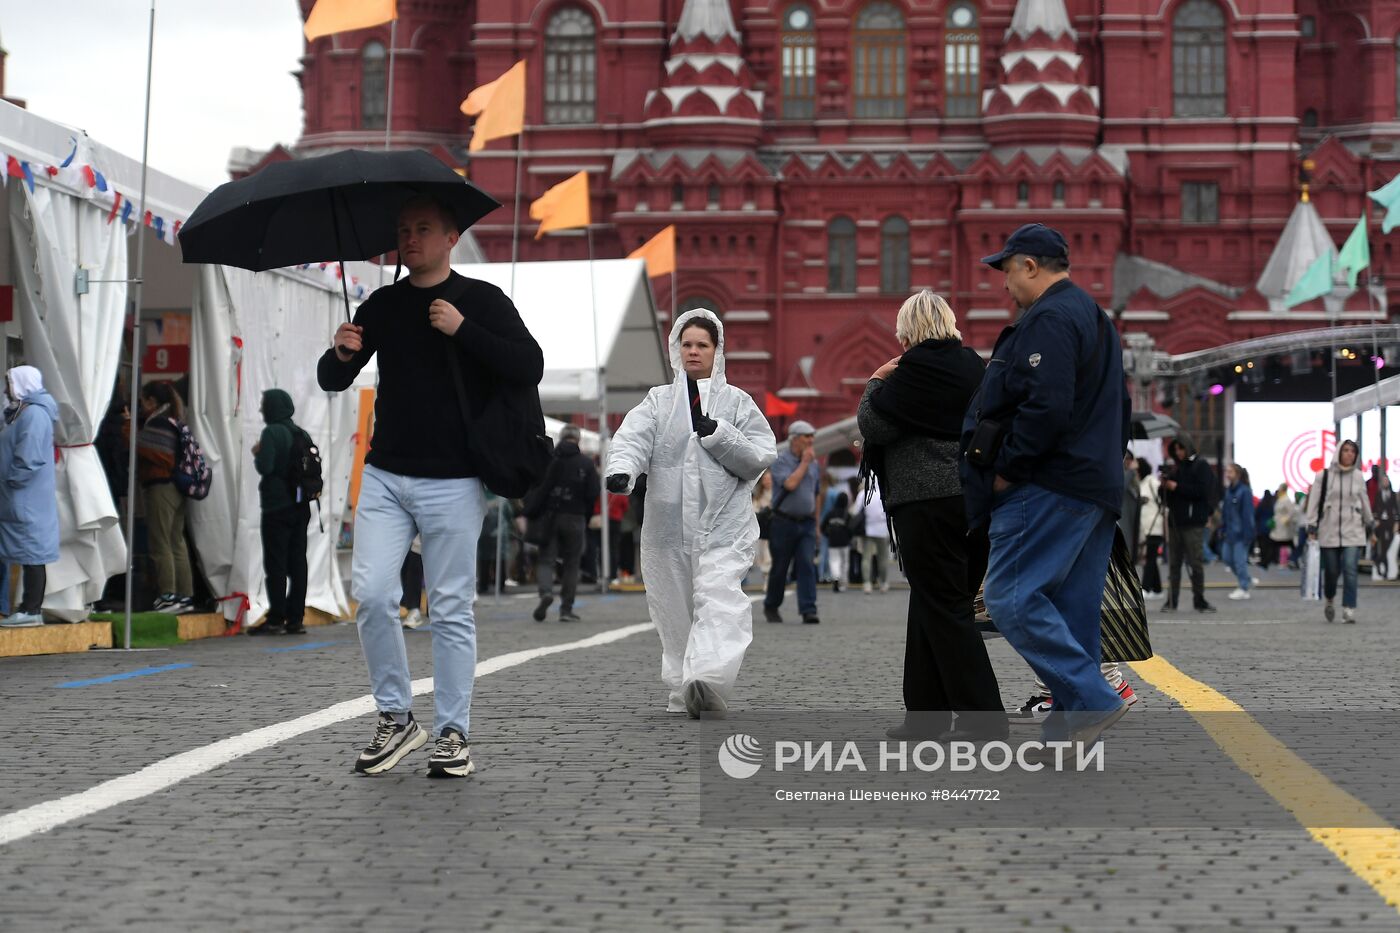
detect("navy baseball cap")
[980,223,1070,268]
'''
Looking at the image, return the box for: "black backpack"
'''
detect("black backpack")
[288,426,324,505]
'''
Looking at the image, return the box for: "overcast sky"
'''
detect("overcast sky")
[2,0,305,191]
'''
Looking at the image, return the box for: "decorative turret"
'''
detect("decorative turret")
[643,0,762,148]
[982,0,1099,146]
[1256,195,1339,312]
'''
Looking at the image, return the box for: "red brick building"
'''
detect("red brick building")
[281,0,1399,426]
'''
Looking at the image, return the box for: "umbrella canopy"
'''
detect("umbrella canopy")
[177,148,499,272]
[1131,410,1180,440]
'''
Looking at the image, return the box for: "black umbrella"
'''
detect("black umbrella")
[177,148,499,315]
[1130,410,1180,440]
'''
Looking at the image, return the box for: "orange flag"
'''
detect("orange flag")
[462,61,526,152]
[627,225,676,278]
[530,171,591,239]
[764,392,799,418]
[304,0,397,40]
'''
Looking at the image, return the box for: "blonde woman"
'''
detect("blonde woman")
[857,290,1003,740]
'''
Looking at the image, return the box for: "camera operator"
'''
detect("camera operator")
[1160,435,1216,613]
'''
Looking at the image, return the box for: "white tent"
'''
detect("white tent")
[450,258,669,415]
[0,99,379,625]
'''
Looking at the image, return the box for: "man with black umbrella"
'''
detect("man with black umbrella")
[318,195,544,778]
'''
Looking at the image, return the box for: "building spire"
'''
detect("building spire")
[674,0,739,44]
[1008,0,1076,41]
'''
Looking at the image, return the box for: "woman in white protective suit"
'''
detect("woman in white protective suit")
[605,309,777,718]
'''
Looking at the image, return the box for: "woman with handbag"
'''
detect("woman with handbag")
[1305,439,1374,623]
[856,290,1004,741]
[604,309,776,718]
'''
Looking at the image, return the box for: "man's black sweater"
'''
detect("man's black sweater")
[317,271,544,479]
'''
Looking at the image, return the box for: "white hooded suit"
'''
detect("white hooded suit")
[607,309,777,710]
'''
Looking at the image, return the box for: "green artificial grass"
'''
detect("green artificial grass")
[88,612,183,648]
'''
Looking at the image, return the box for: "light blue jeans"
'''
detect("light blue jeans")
[983,483,1124,740]
[354,465,485,738]
[1220,538,1252,590]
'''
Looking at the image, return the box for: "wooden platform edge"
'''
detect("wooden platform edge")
[0,622,114,658]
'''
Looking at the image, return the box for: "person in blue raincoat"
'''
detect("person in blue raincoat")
[0,366,60,627]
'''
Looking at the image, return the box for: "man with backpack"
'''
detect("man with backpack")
[251,388,315,635]
[528,425,598,623]
[319,196,545,779]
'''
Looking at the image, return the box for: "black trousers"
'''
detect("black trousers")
[891,496,1004,734]
[539,513,586,611]
[1167,524,1206,608]
[19,565,45,614]
[1141,535,1164,593]
[261,504,310,628]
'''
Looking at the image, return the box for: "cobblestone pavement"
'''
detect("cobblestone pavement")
[3,565,1399,932]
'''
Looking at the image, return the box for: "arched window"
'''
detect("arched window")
[671,181,685,208]
[545,8,596,124]
[678,295,720,316]
[880,216,910,294]
[828,217,857,292]
[361,41,387,130]
[1173,0,1226,117]
[1302,108,1318,128]
[1052,180,1066,203]
[853,2,906,118]
[782,5,817,119]
[944,4,980,118]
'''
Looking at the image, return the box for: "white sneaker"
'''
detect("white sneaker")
[1342,607,1356,624]
[1251,576,1261,586]
[1142,589,1166,600]
[402,608,427,629]
[0,611,44,627]
[1227,588,1251,600]
[862,583,873,595]
[880,582,890,593]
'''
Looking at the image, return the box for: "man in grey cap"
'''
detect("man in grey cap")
[959,223,1132,750]
[763,420,821,624]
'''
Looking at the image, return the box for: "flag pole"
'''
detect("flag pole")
[588,225,610,593]
[122,0,157,652]
[494,131,526,603]
[384,18,397,151]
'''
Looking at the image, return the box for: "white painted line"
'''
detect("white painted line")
[1151,619,1302,625]
[0,622,654,847]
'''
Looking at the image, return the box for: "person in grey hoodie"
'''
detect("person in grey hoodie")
[0,366,59,627]
[1305,439,1374,623]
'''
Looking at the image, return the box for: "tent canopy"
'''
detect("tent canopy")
[450,258,669,415]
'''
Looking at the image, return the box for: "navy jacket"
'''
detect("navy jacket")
[960,279,1130,527]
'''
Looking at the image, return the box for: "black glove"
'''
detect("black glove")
[606,473,630,494]
[694,415,718,438]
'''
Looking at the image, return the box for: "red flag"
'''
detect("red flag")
[144,210,153,227]
[82,165,97,188]
[107,192,123,225]
[6,156,23,179]
[764,392,798,417]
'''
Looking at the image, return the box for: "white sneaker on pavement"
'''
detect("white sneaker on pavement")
[1227,587,1250,600]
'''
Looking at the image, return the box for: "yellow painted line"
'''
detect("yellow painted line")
[1129,655,1400,913]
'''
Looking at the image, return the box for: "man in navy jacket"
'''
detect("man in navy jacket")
[961,223,1132,748]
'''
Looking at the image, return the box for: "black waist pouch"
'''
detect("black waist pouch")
[965,418,1007,469]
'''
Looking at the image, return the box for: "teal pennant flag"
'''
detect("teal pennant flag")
[1284,251,1335,309]
[1368,174,1400,234]
[1337,213,1370,289]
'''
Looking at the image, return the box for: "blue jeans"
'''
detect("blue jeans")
[353,465,485,737]
[765,515,817,616]
[1320,546,1361,608]
[984,484,1123,734]
[1220,538,1251,590]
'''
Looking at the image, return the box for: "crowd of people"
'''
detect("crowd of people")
[5,200,1398,782]
[1123,437,1396,624]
